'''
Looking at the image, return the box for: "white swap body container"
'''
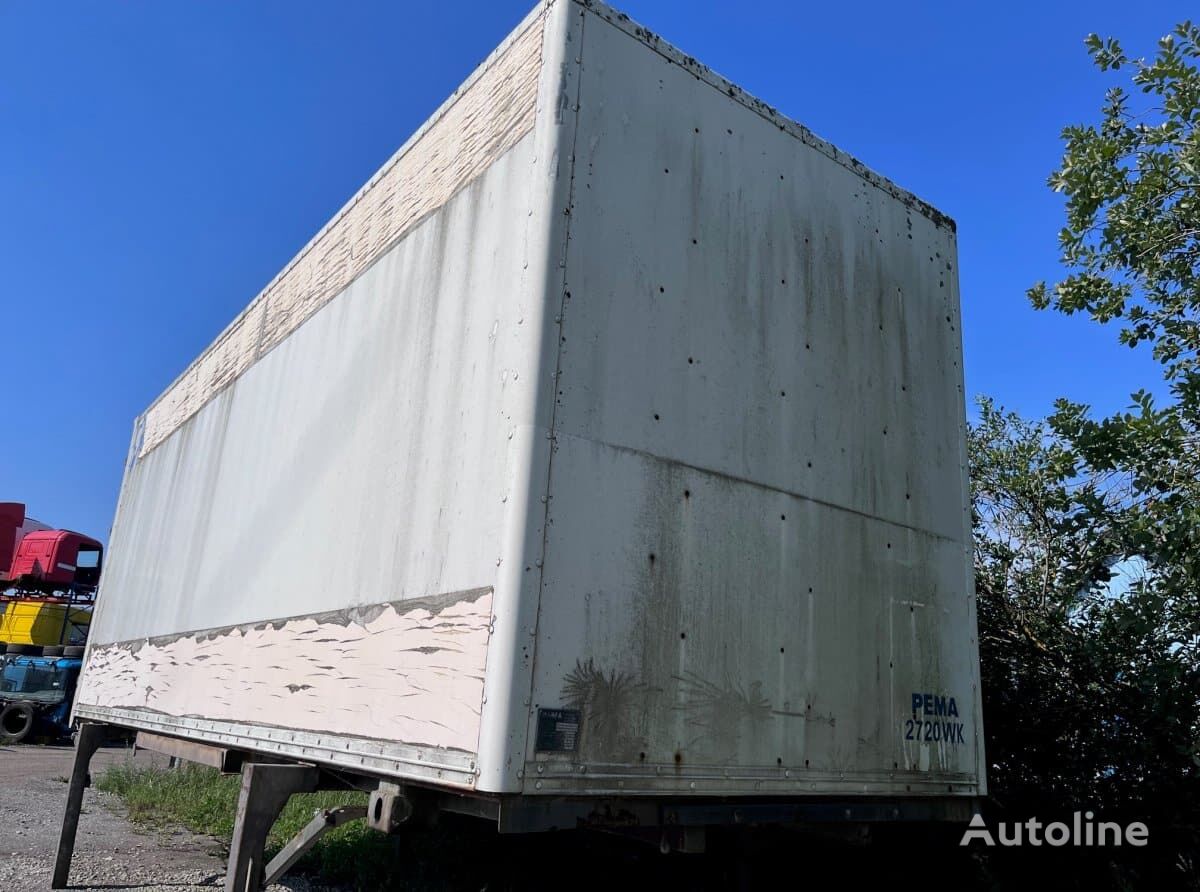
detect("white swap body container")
[76,0,984,809]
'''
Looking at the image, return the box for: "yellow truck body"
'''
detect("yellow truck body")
[0,600,91,646]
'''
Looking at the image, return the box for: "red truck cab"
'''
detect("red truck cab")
[9,530,103,592]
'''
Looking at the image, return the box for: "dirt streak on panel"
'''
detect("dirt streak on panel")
[76,591,493,753]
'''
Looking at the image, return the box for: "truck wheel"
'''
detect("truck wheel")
[63,646,85,659]
[0,702,35,744]
[3,644,38,656]
[42,646,64,657]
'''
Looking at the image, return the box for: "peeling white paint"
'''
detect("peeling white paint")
[77,591,493,753]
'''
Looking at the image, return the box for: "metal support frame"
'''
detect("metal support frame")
[52,721,105,888]
[262,806,367,888]
[494,795,981,834]
[225,762,319,892]
[136,730,244,773]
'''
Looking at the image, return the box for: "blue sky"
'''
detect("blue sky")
[0,0,1184,540]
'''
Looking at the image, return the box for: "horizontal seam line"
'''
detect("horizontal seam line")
[554,430,963,545]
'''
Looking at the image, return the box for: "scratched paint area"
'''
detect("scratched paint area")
[76,590,493,753]
[137,6,546,459]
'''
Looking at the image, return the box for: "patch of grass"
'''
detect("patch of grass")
[97,762,402,887]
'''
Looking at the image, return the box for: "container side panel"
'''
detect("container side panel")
[80,126,550,776]
[526,8,978,796]
[88,135,539,645]
[76,590,491,753]
[138,7,545,459]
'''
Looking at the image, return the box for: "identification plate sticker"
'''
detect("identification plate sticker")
[535,708,581,752]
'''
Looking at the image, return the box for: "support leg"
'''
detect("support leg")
[225,763,319,892]
[262,805,366,888]
[52,722,105,889]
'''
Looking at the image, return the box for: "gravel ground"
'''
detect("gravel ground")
[0,742,327,892]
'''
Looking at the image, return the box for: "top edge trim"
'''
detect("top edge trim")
[572,0,956,233]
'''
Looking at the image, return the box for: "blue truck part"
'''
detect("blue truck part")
[0,654,83,742]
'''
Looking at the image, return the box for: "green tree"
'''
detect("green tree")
[1028,21,1200,612]
[971,21,1200,887]
[971,401,1198,886]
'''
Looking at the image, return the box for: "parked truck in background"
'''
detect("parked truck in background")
[0,647,86,743]
[60,2,983,889]
[0,502,101,742]
[0,502,103,599]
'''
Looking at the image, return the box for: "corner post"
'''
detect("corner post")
[52,721,106,888]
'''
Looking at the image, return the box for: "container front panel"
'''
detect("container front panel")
[523,7,980,796]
